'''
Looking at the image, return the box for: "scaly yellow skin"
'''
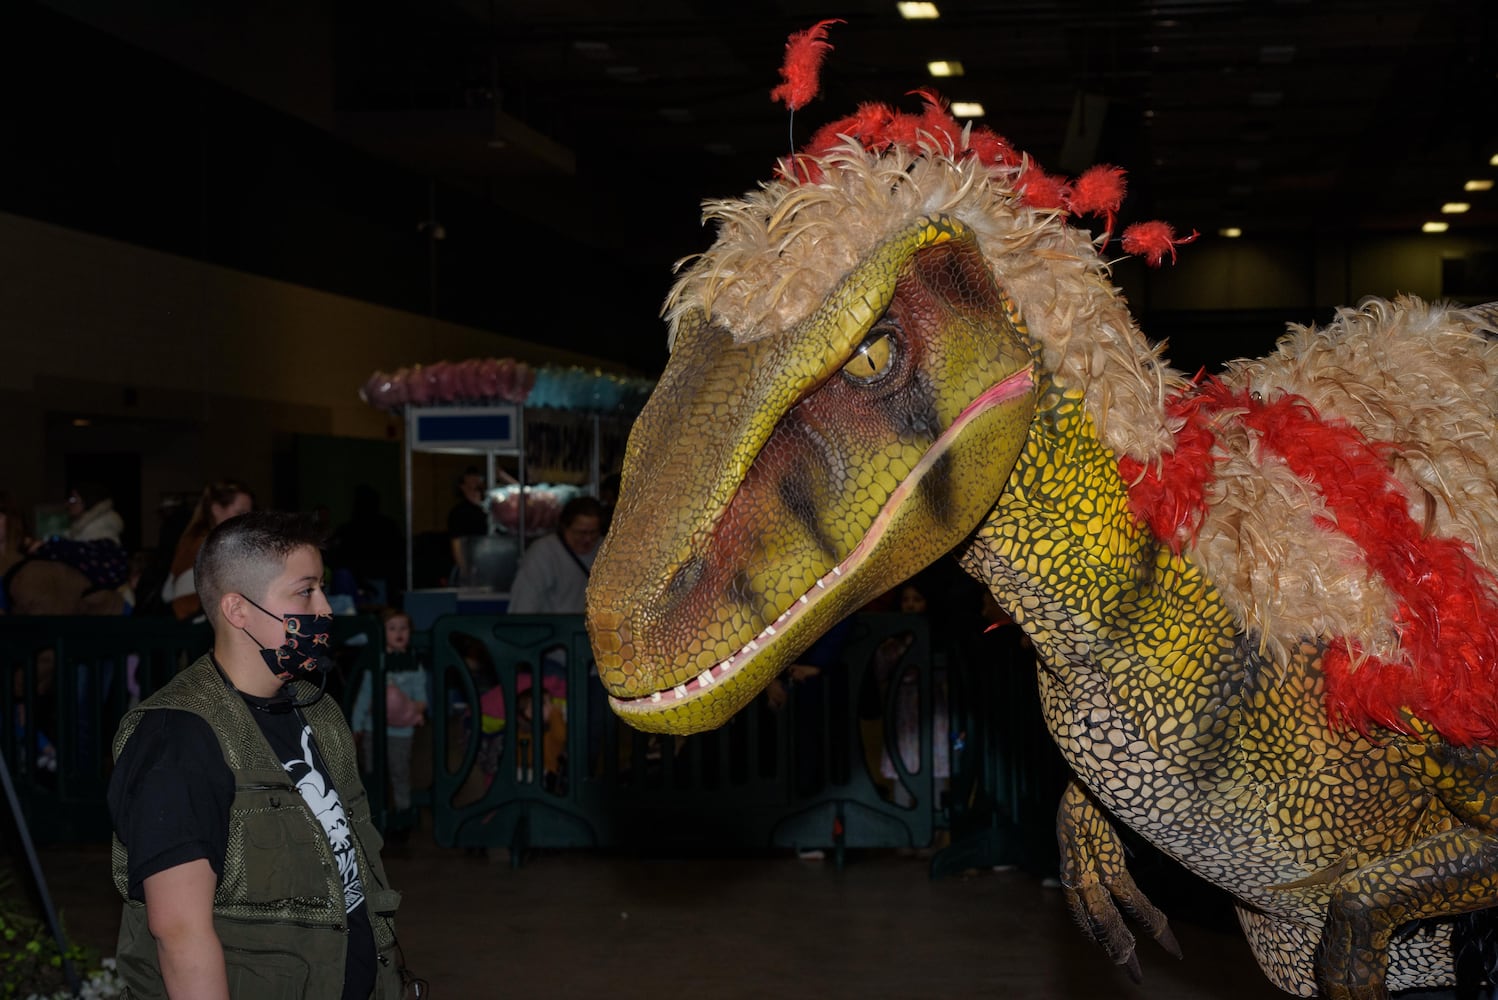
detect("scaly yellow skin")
[962,375,1498,996]
[586,220,1498,998]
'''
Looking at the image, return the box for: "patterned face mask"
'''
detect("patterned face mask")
[242,596,335,682]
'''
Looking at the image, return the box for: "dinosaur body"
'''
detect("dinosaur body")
[583,61,1498,996]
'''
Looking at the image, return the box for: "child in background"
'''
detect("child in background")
[351,608,430,812]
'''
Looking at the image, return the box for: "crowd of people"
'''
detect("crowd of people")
[0,479,256,619]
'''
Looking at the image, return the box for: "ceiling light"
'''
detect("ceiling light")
[1468,179,1495,191]
[950,101,985,118]
[1491,153,1498,166]
[1218,227,1243,238]
[1422,221,1450,233]
[1441,202,1471,214]
[927,60,964,78]
[897,2,940,19]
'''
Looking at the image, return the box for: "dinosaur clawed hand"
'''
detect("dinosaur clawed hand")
[1062,857,1183,982]
[1057,780,1182,982]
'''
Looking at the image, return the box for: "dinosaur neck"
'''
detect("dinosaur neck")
[959,375,1247,746]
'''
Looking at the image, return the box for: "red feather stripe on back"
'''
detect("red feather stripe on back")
[1118,377,1225,549]
[1121,383,1498,744]
[1238,393,1498,745]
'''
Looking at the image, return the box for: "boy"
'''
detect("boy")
[107,510,404,998]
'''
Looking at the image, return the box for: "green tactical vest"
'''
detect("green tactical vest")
[111,655,404,1000]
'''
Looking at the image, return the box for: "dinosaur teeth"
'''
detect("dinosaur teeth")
[765,625,776,636]
[832,567,842,577]
[650,692,662,703]
[718,660,731,673]
[698,670,714,687]
[816,579,826,589]
[674,684,689,700]
[747,639,759,652]
[799,595,808,605]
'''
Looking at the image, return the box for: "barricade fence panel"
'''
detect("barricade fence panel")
[426,613,943,864]
[1,612,1059,871]
[0,615,383,844]
[1,617,212,843]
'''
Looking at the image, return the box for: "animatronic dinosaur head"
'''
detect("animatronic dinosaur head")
[586,22,1185,735]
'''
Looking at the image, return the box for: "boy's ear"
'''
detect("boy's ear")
[220,592,251,630]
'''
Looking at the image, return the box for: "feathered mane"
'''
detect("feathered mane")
[663,22,1498,743]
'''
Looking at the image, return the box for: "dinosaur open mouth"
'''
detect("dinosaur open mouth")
[609,362,1035,718]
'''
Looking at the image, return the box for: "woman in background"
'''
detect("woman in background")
[160,478,254,621]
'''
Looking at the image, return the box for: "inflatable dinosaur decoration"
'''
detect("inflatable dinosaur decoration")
[584,20,1498,998]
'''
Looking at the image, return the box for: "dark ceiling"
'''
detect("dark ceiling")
[14,0,1498,371]
[342,0,1498,241]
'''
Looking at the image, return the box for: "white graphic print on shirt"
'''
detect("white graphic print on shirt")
[282,723,365,914]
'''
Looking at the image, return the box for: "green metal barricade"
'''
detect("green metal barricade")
[0,614,384,844]
[0,607,1057,868]
[931,621,1063,879]
[427,613,939,866]
[0,616,210,843]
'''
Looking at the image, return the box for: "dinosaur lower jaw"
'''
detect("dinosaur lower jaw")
[608,364,1035,730]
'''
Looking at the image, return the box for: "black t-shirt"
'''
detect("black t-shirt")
[108,690,378,1000]
[446,499,488,539]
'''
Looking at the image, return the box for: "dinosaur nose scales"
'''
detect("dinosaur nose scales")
[587,609,628,666]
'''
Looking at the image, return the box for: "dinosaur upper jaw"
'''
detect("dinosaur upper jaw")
[599,364,1035,734]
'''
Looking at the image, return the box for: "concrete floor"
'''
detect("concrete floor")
[34,833,1297,999]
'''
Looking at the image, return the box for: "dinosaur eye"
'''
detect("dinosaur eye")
[843,329,896,383]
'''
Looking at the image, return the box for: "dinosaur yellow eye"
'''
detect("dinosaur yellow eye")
[843,332,895,382]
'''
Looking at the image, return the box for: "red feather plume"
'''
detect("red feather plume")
[766,20,1197,268]
[1069,165,1128,234]
[770,18,843,111]
[1121,221,1199,267]
[1016,166,1070,211]
[965,127,1020,168]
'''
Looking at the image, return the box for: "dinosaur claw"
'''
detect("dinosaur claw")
[1122,951,1144,984]
[1156,923,1183,960]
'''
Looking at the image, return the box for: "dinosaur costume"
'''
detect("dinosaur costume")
[584,21,1498,999]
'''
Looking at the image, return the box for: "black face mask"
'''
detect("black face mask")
[241,596,335,682]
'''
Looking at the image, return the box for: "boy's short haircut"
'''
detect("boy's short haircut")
[196,510,326,626]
